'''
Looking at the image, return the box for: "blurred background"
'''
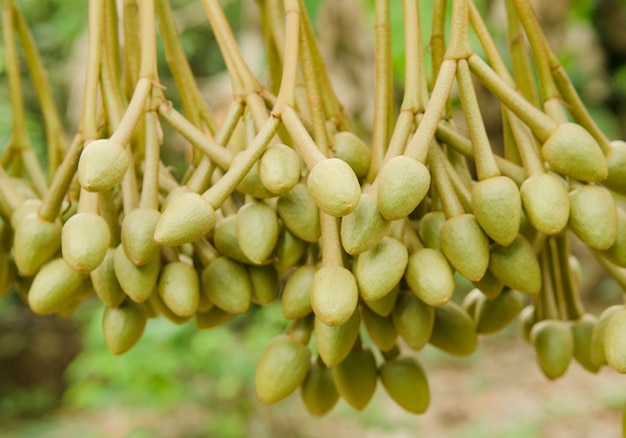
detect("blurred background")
[1,0,626,436]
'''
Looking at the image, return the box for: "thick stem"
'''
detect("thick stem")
[547,48,611,154]
[511,0,558,102]
[14,4,68,175]
[555,234,584,320]
[430,0,447,82]
[456,59,500,180]
[202,0,260,95]
[367,0,393,182]
[428,143,465,218]
[38,134,83,222]
[445,0,472,60]
[435,121,526,184]
[185,100,245,193]
[468,1,512,83]
[400,0,423,112]
[2,0,47,196]
[203,116,280,209]
[132,0,158,164]
[320,212,343,267]
[405,59,457,163]
[547,237,567,320]
[158,102,234,170]
[506,110,545,177]
[281,105,326,169]
[299,0,351,131]
[99,190,121,246]
[505,0,540,107]
[299,13,329,155]
[110,77,152,147]
[156,0,217,132]
[121,146,139,216]
[122,0,140,98]
[468,54,556,142]
[537,248,559,321]
[442,149,472,212]
[139,111,161,210]
[272,0,300,112]
[77,189,99,214]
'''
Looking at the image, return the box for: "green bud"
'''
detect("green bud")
[572,314,600,373]
[340,193,390,255]
[213,215,253,264]
[354,237,408,301]
[113,244,160,303]
[307,158,361,217]
[248,264,279,305]
[440,214,490,281]
[474,288,524,334]
[521,173,570,235]
[255,334,311,404]
[362,305,398,352]
[314,310,361,367]
[362,284,400,317]
[601,207,626,267]
[154,192,215,246]
[377,156,431,221]
[333,132,371,179]
[392,290,435,351]
[418,211,446,251]
[429,301,478,356]
[300,359,339,416]
[195,306,234,330]
[78,139,129,192]
[149,288,192,325]
[332,345,378,410]
[10,199,40,230]
[379,356,430,414]
[592,305,625,368]
[102,300,147,355]
[282,265,315,319]
[237,202,279,264]
[62,212,110,274]
[28,257,87,314]
[276,183,321,243]
[604,140,626,194]
[274,227,308,273]
[471,269,503,299]
[405,248,454,306]
[488,235,541,295]
[236,160,276,198]
[13,212,62,276]
[604,308,626,373]
[541,123,608,182]
[471,176,521,246]
[201,256,251,314]
[569,185,618,250]
[310,266,359,326]
[158,261,199,317]
[531,319,574,380]
[91,247,126,307]
[121,208,161,266]
[258,144,302,195]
